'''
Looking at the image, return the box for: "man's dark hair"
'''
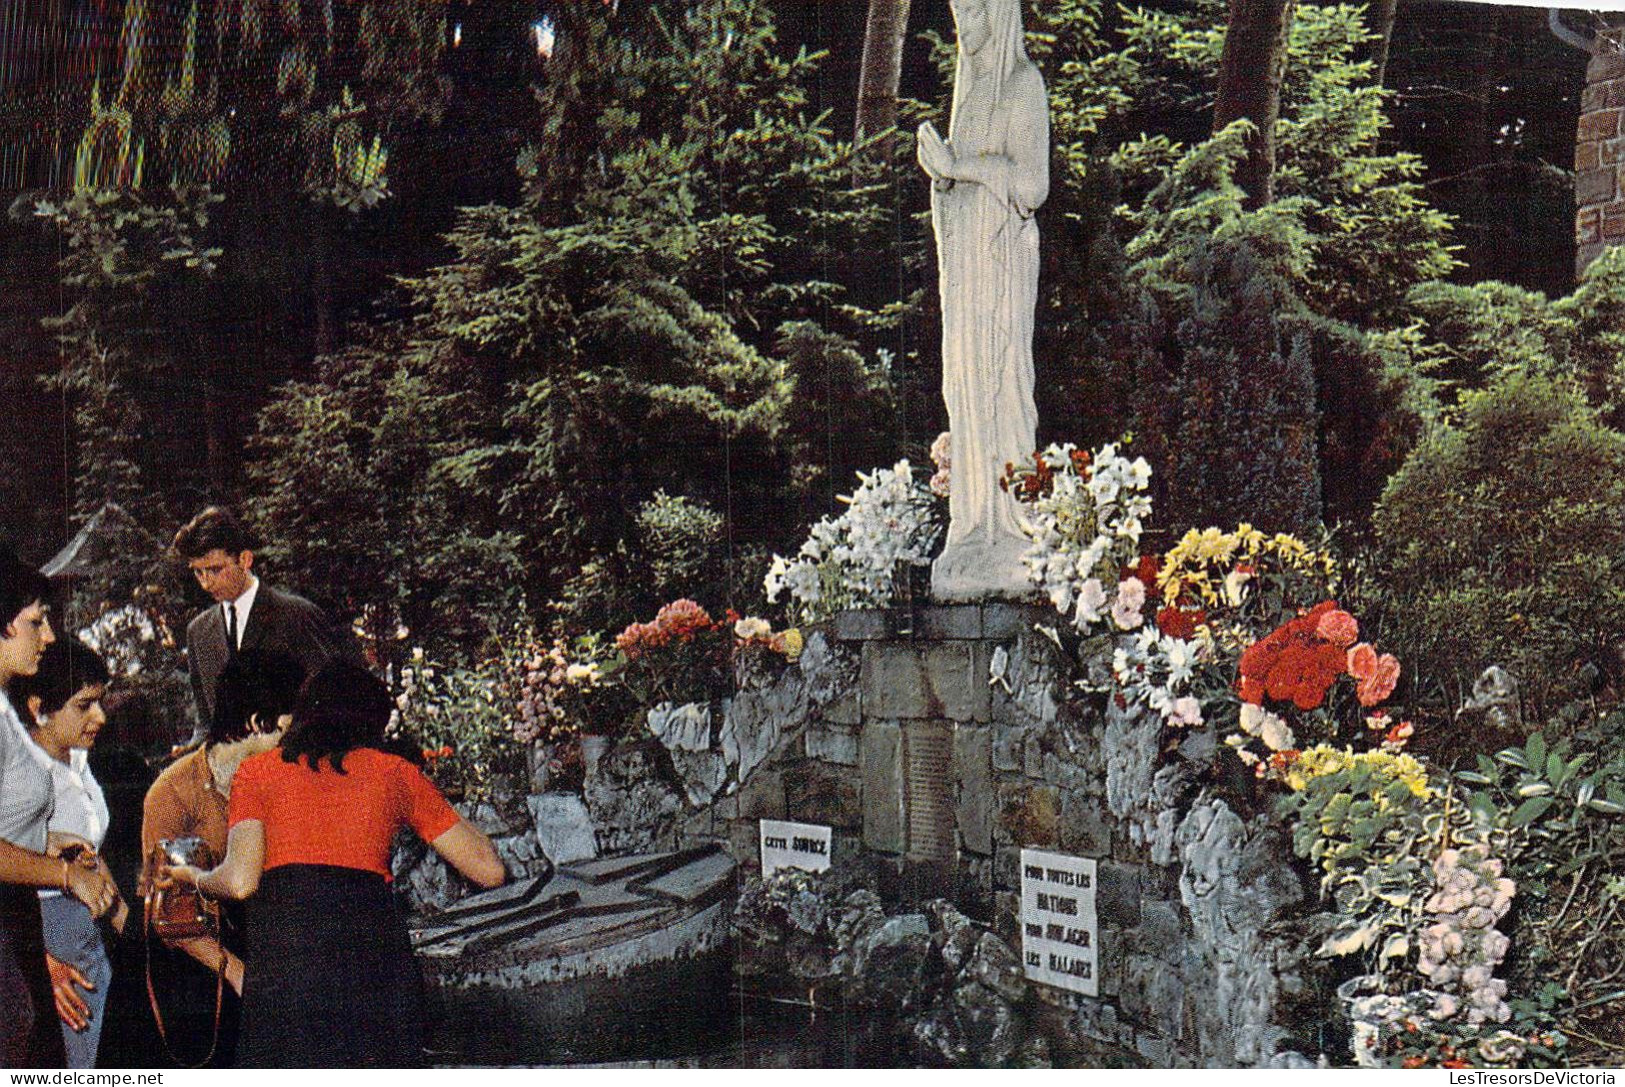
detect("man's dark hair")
[15,637,112,717]
[280,661,393,774]
[173,507,255,561]
[0,547,52,632]
[210,649,307,746]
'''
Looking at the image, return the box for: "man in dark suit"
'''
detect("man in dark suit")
[171,507,353,752]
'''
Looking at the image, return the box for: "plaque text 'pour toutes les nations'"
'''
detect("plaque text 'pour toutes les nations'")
[1019,847,1099,996]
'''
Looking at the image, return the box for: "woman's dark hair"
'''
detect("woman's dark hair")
[209,649,307,745]
[172,506,255,561]
[280,661,393,773]
[0,547,51,631]
[14,637,111,716]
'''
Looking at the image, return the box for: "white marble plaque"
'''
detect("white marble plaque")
[1019,847,1098,996]
[759,819,832,876]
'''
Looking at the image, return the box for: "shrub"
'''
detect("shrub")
[1371,371,1625,714]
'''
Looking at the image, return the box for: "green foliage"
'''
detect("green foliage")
[1560,246,1625,430]
[1026,0,1451,527]
[1372,372,1625,712]
[1454,722,1625,1064]
[246,330,525,656]
[251,0,895,652]
[1038,0,1457,327]
[553,492,762,639]
[20,184,221,529]
[1276,756,1456,966]
[1406,247,1625,430]
[1137,234,1321,536]
[391,646,527,807]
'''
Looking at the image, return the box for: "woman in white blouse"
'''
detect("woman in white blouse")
[20,638,121,1067]
[0,552,118,1067]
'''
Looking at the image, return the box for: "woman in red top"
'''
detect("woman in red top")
[162,662,504,1067]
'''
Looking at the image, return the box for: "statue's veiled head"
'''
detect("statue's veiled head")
[950,0,993,56]
[950,0,1028,77]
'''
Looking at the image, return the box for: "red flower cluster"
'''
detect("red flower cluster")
[1238,601,1357,711]
[1125,553,1161,591]
[1000,448,1092,502]
[615,599,720,660]
[1238,601,1403,711]
[1155,604,1206,640]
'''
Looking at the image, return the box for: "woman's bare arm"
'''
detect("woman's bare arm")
[430,819,506,889]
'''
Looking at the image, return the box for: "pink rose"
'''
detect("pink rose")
[1356,652,1400,707]
[1314,608,1359,648]
[1347,642,1377,680]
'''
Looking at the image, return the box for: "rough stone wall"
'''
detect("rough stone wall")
[1576,30,1625,275]
[640,605,1320,1067]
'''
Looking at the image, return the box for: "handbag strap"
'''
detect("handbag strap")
[143,890,225,1068]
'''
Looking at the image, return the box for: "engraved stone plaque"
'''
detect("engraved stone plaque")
[904,721,956,863]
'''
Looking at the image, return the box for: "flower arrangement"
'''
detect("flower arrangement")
[1226,600,1411,779]
[502,630,610,744]
[1157,524,1339,619]
[390,647,524,803]
[765,460,942,623]
[1006,441,1153,631]
[608,598,738,710]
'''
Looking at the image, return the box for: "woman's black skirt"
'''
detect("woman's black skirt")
[237,864,424,1068]
[0,882,68,1067]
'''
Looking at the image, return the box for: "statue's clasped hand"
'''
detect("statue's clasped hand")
[917,122,956,190]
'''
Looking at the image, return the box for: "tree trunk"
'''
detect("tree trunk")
[1212,0,1298,209]
[855,0,911,155]
[1370,0,1399,86]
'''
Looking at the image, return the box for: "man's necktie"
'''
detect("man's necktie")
[225,602,238,657]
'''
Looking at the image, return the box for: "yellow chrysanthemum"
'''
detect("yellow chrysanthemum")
[1284,745,1433,799]
[1159,527,1339,608]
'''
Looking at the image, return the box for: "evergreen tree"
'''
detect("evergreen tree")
[249,0,902,645]
[1141,234,1321,536]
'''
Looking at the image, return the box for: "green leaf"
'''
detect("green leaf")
[1476,754,1499,778]
[1497,747,1530,770]
[1527,733,1548,772]
[1511,796,1556,827]
[1455,771,1492,785]
[1588,799,1625,815]
[1318,924,1377,957]
[1546,752,1567,787]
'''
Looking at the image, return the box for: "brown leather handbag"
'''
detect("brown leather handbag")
[143,837,225,1067]
[145,837,221,941]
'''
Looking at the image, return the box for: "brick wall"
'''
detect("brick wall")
[1576,30,1625,275]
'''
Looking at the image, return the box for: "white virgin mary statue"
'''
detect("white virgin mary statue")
[918,0,1049,601]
